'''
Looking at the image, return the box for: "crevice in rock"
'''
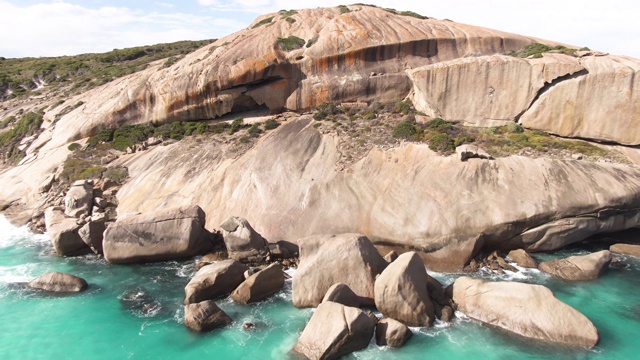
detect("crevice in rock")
[515,69,589,123]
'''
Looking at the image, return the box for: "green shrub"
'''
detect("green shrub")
[211,122,229,134]
[0,111,43,147]
[314,102,340,120]
[248,124,263,137]
[394,100,411,114]
[264,119,280,130]
[195,122,208,134]
[425,118,452,132]
[67,143,81,151]
[306,35,319,48]
[153,124,172,139]
[104,167,128,183]
[0,116,15,129]
[162,56,179,68]
[279,10,298,16]
[429,133,455,153]
[398,11,428,19]
[229,117,244,134]
[276,36,306,51]
[96,129,115,142]
[285,17,296,23]
[392,121,417,139]
[252,16,274,28]
[506,122,524,134]
[338,5,351,14]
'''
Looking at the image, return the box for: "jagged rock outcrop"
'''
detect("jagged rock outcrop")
[220,216,269,263]
[184,300,232,332]
[293,301,375,359]
[113,119,640,271]
[102,205,212,263]
[44,207,91,256]
[28,272,88,293]
[292,233,387,308]
[452,276,599,348]
[184,260,248,304]
[539,250,612,281]
[230,263,284,304]
[374,252,435,327]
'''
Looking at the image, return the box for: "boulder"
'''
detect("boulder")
[452,276,599,348]
[184,260,248,304]
[456,144,493,161]
[231,263,285,304]
[321,283,361,308]
[267,240,299,259]
[78,220,106,255]
[184,300,232,332]
[44,207,91,256]
[610,243,640,257]
[374,252,435,327]
[64,180,94,218]
[292,233,387,308]
[293,301,375,360]
[103,205,212,263]
[507,249,539,268]
[375,318,412,348]
[28,272,88,292]
[539,250,612,281]
[94,197,107,209]
[220,216,269,262]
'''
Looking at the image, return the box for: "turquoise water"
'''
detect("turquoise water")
[1,215,639,359]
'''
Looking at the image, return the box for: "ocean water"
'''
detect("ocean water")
[1,215,639,359]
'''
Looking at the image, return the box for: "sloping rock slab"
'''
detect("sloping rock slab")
[374,251,435,327]
[292,233,387,308]
[28,272,88,293]
[103,205,211,263]
[293,301,375,360]
[184,300,232,332]
[452,276,599,348]
[184,260,248,304]
[322,283,361,308]
[539,250,611,281]
[610,243,640,257]
[231,263,284,304]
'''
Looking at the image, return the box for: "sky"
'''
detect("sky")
[1,0,639,58]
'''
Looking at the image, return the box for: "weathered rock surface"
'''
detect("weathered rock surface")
[539,250,612,281]
[64,180,94,218]
[375,318,412,348]
[103,205,211,263]
[114,119,640,271]
[44,207,91,256]
[28,272,88,292]
[184,260,248,304]
[452,276,599,348]
[321,283,361,308]
[78,219,106,255]
[293,301,375,360]
[184,300,232,332]
[374,252,435,327]
[610,243,640,257]
[456,144,494,161]
[220,216,269,262]
[292,233,387,308]
[231,263,284,304]
[507,249,538,268]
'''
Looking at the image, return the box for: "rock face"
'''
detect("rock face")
[374,252,435,327]
[231,263,285,304]
[184,260,248,304]
[293,301,375,360]
[452,276,599,348]
[507,249,538,268]
[220,216,269,262]
[322,283,361,308]
[539,250,612,281]
[28,272,88,292]
[184,300,232,332]
[64,180,94,218]
[103,205,211,263]
[78,220,106,255]
[610,243,640,257]
[44,207,91,256]
[375,318,412,348]
[292,233,387,308]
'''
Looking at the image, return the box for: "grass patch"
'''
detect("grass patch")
[285,17,296,24]
[306,35,319,48]
[264,119,280,130]
[398,11,428,19]
[275,36,306,51]
[338,5,351,14]
[252,16,274,29]
[509,43,578,58]
[279,10,298,16]
[392,121,418,140]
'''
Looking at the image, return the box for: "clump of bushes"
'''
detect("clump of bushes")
[509,43,579,58]
[313,102,341,120]
[229,117,245,134]
[264,118,280,130]
[306,35,319,48]
[399,11,428,19]
[338,5,351,14]
[285,17,296,23]
[428,133,455,152]
[276,36,306,51]
[279,10,298,16]
[253,16,274,29]
[392,121,418,140]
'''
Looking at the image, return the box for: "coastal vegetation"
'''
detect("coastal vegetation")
[275,36,306,51]
[508,42,591,58]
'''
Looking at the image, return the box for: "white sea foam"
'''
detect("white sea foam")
[0,263,38,283]
[0,215,49,249]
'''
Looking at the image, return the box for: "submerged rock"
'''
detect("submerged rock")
[292,233,387,308]
[231,263,285,304]
[103,205,212,264]
[184,300,232,332]
[293,301,375,360]
[539,250,612,281]
[375,318,412,348]
[184,259,248,304]
[28,272,88,293]
[452,276,599,348]
[374,252,435,327]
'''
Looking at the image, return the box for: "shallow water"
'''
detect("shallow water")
[1,216,639,359]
